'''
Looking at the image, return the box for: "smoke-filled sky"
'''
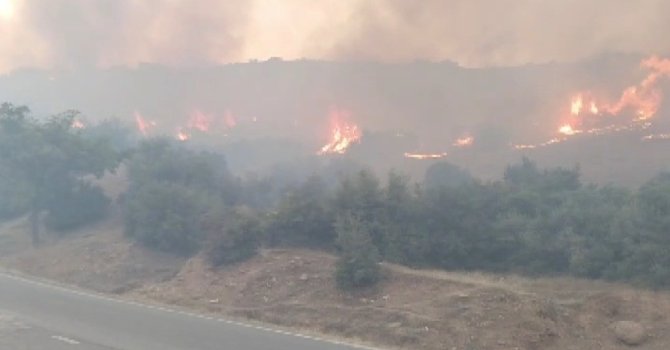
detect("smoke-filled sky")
[0,0,668,73]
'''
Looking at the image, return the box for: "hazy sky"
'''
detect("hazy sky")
[1,0,668,73]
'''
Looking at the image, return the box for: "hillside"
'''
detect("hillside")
[6,54,670,187]
[1,216,670,350]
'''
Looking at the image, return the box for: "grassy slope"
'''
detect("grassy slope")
[1,218,670,349]
[1,169,670,349]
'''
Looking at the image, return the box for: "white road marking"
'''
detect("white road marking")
[51,335,81,345]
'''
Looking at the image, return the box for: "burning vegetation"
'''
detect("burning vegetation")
[515,56,670,150]
[318,109,362,155]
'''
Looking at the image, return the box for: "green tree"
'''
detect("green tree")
[504,157,580,193]
[334,215,381,290]
[0,165,30,220]
[124,182,210,255]
[614,173,670,286]
[420,182,511,270]
[204,205,262,266]
[0,104,119,244]
[122,138,239,255]
[424,161,474,189]
[82,118,138,153]
[334,170,386,252]
[267,175,335,247]
[382,171,426,265]
[44,182,110,232]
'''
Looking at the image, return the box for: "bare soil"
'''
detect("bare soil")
[2,216,670,349]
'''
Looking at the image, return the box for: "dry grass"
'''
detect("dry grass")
[127,249,670,350]
[3,213,670,349]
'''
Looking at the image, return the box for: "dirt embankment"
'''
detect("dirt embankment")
[1,217,670,350]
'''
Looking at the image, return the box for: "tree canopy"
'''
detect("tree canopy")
[0,104,119,243]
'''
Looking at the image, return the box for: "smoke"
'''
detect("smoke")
[1,0,252,71]
[328,0,670,67]
[0,0,669,73]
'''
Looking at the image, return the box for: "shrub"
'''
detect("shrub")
[124,182,210,256]
[44,183,110,232]
[0,172,30,220]
[205,206,262,267]
[334,215,381,290]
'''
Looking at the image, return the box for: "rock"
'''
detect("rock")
[299,273,309,281]
[611,321,647,346]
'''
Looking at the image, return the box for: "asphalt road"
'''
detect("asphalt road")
[0,272,371,350]
[0,310,116,349]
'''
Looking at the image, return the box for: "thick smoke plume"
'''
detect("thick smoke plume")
[1,0,669,73]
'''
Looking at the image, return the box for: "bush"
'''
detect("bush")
[334,215,381,290]
[0,172,30,220]
[124,182,210,256]
[205,206,262,267]
[44,183,110,232]
[266,175,335,247]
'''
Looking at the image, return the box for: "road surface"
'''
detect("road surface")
[0,272,372,350]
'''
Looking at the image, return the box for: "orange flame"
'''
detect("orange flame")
[518,56,670,151]
[71,119,85,129]
[643,133,670,141]
[590,56,670,120]
[176,128,190,141]
[558,124,577,136]
[404,152,448,160]
[187,110,212,132]
[453,136,474,147]
[570,93,600,117]
[223,111,237,129]
[134,112,157,136]
[571,95,584,115]
[318,109,361,155]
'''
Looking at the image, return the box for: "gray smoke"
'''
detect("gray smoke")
[1,0,669,71]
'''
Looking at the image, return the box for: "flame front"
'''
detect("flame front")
[71,119,85,129]
[516,56,670,150]
[223,111,237,129]
[187,110,212,132]
[453,136,474,147]
[176,128,190,141]
[591,56,670,120]
[571,95,584,115]
[558,124,577,136]
[404,152,448,160]
[318,109,361,155]
[134,112,157,136]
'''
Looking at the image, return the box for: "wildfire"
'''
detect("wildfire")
[642,133,670,141]
[175,128,191,142]
[187,110,212,132]
[570,93,600,117]
[223,110,237,128]
[517,56,670,151]
[575,56,670,121]
[404,152,448,160]
[134,112,157,136]
[558,124,578,136]
[513,137,564,150]
[318,109,361,155]
[71,119,85,129]
[453,136,474,147]
[571,95,584,115]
